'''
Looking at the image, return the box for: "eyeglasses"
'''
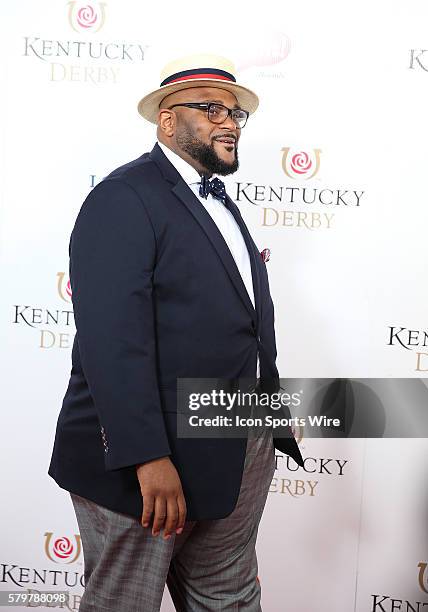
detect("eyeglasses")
[167,102,249,129]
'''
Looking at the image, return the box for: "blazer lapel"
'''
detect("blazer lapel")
[224,195,262,334]
[150,143,258,325]
[172,180,257,323]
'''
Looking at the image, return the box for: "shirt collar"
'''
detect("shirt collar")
[157,141,202,186]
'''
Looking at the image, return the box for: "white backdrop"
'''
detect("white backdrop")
[1,0,427,610]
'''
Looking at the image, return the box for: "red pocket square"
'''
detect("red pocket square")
[260,248,271,263]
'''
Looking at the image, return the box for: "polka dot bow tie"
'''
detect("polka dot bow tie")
[199,175,227,204]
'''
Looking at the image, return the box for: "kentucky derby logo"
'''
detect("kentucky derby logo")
[418,562,428,594]
[44,532,82,564]
[67,2,107,33]
[281,148,322,180]
[57,272,72,303]
[235,30,291,72]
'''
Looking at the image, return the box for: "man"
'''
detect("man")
[49,54,303,611]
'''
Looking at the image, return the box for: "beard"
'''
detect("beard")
[176,121,239,176]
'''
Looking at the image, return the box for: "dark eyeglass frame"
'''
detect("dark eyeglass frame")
[167,102,249,128]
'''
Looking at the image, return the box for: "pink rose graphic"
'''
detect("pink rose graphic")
[44,532,82,564]
[53,537,74,560]
[66,279,72,298]
[76,5,98,29]
[290,152,313,175]
[235,30,291,71]
[281,147,322,180]
[67,2,106,33]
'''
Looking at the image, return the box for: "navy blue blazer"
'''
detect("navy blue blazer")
[48,143,303,521]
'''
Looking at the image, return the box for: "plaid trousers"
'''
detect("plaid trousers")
[70,427,275,611]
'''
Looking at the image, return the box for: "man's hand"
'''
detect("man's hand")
[136,456,186,539]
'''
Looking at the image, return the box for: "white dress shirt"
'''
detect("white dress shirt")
[157,141,260,378]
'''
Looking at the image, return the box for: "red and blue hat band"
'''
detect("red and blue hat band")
[160,68,236,87]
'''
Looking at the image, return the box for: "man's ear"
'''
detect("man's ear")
[158,109,175,137]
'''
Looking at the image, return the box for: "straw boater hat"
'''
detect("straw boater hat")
[138,53,259,124]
